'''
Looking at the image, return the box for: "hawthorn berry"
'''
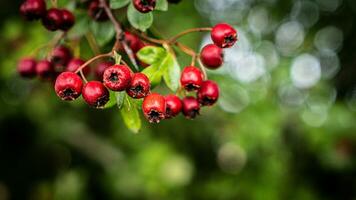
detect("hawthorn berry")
[103,65,132,91]
[142,93,166,123]
[133,0,156,13]
[182,97,200,119]
[20,0,46,21]
[17,58,37,78]
[125,32,145,53]
[50,45,73,67]
[66,58,90,76]
[88,0,108,21]
[126,73,150,99]
[54,72,83,101]
[200,44,224,69]
[180,66,204,91]
[36,60,54,80]
[41,8,63,31]
[165,95,182,119]
[60,9,75,31]
[82,81,110,108]
[95,61,113,80]
[211,23,237,48]
[197,80,219,106]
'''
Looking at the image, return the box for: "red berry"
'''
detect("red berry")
[50,45,73,67]
[60,9,75,31]
[88,0,108,21]
[211,23,238,48]
[142,93,166,123]
[95,61,113,80]
[180,66,204,91]
[126,73,150,99]
[66,58,90,76]
[54,72,83,101]
[36,60,54,80]
[41,8,63,31]
[124,32,144,53]
[19,0,46,21]
[164,95,182,119]
[17,58,37,78]
[133,0,156,13]
[82,81,110,108]
[103,65,132,91]
[182,97,200,119]
[200,44,224,69]
[197,80,219,106]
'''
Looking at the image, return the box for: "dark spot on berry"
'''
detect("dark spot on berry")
[185,84,199,91]
[202,97,215,106]
[148,110,164,123]
[95,95,109,108]
[224,34,237,47]
[186,109,199,119]
[109,73,119,82]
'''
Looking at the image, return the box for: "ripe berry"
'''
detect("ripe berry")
[124,32,144,53]
[103,65,132,91]
[88,0,108,21]
[133,0,156,13]
[164,95,182,119]
[36,60,54,80]
[197,80,219,106]
[20,0,46,21]
[54,72,83,101]
[66,58,90,76]
[60,9,75,31]
[200,44,224,69]
[82,81,110,108]
[95,61,113,80]
[17,58,37,78]
[211,23,238,48]
[142,93,166,123]
[180,66,204,91]
[126,73,150,99]
[41,8,63,31]
[50,45,73,67]
[182,97,200,119]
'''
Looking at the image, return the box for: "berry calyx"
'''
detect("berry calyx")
[66,58,90,75]
[88,0,108,21]
[36,60,54,80]
[54,72,83,101]
[180,66,204,91]
[60,9,75,31]
[211,23,238,48]
[126,73,150,98]
[82,81,110,108]
[103,64,132,91]
[182,97,200,119]
[20,0,46,21]
[200,44,224,69]
[95,61,113,80]
[197,80,219,106]
[17,58,37,78]
[41,8,63,31]
[50,45,73,67]
[133,0,156,13]
[165,95,182,119]
[142,93,166,123]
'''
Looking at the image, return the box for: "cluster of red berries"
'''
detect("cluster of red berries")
[20,0,75,31]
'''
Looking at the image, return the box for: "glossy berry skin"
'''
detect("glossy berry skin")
[42,8,63,31]
[103,65,132,91]
[133,0,156,13]
[20,0,46,21]
[126,73,150,99]
[66,58,90,76]
[211,23,238,48]
[200,44,224,69]
[54,72,83,101]
[36,60,54,80]
[124,32,145,53]
[60,9,75,31]
[88,0,108,21]
[50,45,73,67]
[182,97,200,119]
[180,66,204,91]
[142,93,166,123]
[164,95,182,119]
[18,58,37,78]
[95,61,113,80]
[197,80,219,106]
[82,81,110,108]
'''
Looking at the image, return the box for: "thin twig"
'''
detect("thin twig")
[75,52,112,73]
[79,69,88,83]
[197,55,208,80]
[168,27,212,44]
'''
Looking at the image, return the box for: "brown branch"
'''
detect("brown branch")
[75,52,112,73]
[168,27,212,44]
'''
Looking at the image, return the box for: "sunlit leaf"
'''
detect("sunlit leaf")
[110,0,130,9]
[155,0,168,11]
[163,53,181,91]
[104,90,117,109]
[137,46,166,65]
[120,96,141,133]
[127,3,153,32]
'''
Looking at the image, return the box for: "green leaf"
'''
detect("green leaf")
[155,0,168,11]
[141,63,162,87]
[127,3,153,32]
[163,53,181,91]
[116,92,126,109]
[120,96,141,133]
[90,21,115,46]
[113,51,122,64]
[137,46,166,65]
[104,90,117,109]
[110,0,130,9]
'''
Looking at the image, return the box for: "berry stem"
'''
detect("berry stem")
[75,52,112,73]
[51,0,58,8]
[197,56,208,80]
[79,69,88,83]
[168,27,212,44]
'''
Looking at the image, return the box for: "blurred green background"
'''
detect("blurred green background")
[1,0,356,199]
